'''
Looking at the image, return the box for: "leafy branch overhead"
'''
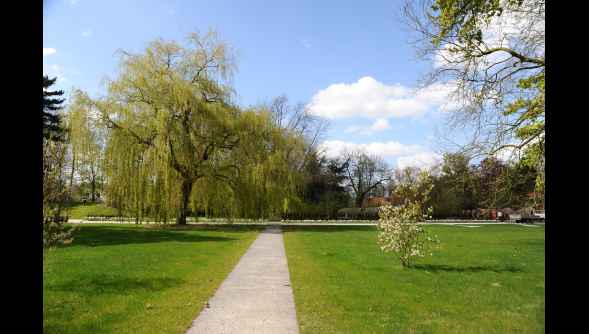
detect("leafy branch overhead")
[395,0,545,205]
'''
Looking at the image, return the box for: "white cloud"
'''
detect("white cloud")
[164,8,174,14]
[358,119,394,136]
[48,64,67,83]
[319,140,425,159]
[396,152,443,170]
[302,40,311,48]
[343,125,361,134]
[82,29,91,38]
[343,119,400,136]
[309,77,446,120]
[43,47,57,58]
[493,137,541,162]
[64,0,77,4]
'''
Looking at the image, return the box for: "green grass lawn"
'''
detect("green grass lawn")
[68,202,120,220]
[43,224,264,333]
[283,224,545,333]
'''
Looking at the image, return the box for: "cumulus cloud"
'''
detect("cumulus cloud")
[43,47,57,58]
[309,77,446,120]
[493,137,543,162]
[396,152,443,170]
[343,125,361,134]
[48,64,67,82]
[82,29,91,38]
[319,140,425,159]
[358,119,394,136]
[343,119,401,136]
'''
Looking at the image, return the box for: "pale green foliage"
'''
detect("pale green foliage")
[378,171,443,267]
[43,139,79,259]
[66,99,106,202]
[396,1,545,207]
[69,28,307,224]
[505,72,545,202]
[429,0,524,49]
[43,223,78,260]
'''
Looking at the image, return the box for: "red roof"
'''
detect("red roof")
[363,195,400,206]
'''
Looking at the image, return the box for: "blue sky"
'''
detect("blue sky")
[43,0,444,169]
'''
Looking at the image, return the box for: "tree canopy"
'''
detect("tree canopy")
[69,28,307,224]
[43,75,65,142]
[395,0,545,205]
[340,146,393,208]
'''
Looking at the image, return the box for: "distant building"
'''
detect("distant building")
[361,195,401,207]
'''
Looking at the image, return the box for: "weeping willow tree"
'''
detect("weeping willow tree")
[69,28,307,225]
[65,101,106,203]
[190,108,308,220]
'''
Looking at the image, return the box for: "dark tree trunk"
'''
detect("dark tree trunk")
[91,180,96,203]
[177,176,194,226]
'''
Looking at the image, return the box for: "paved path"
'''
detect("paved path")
[186,223,299,334]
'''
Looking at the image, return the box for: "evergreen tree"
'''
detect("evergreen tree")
[304,153,350,217]
[43,75,65,141]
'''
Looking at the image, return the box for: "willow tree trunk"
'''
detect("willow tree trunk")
[177,177,195,226]
[91,177,96,203]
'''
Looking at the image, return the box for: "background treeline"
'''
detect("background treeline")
[43,27,544,224]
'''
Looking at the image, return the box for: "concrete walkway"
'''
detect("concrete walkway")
[186,223,299,334]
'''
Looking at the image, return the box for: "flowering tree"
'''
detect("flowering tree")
[378,170,443,268]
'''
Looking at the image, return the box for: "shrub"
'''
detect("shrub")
[377,171,443,268]
[337,207,381,221]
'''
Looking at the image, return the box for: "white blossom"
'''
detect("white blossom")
[377,170,442,267]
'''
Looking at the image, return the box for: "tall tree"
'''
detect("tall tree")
[43,75,65,142]
[441,152,472,207]
[43,139,78,259]
[70,28,305,225]
[473,157,507,207]
[341,147,393,207]
[304,152,350,215]
[66,109,105,203]
[259,94,332,171]
[395,0,545,205]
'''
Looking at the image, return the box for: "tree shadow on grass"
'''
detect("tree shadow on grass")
[64,225,245,248]
[412,264,523,274]
[46,274,184,295]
